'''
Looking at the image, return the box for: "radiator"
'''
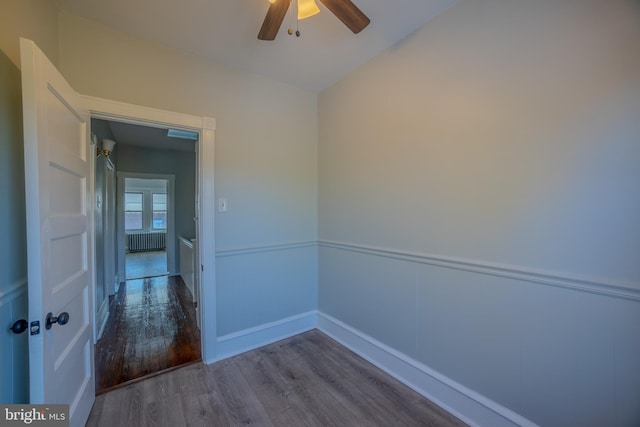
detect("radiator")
[126,232,166,252]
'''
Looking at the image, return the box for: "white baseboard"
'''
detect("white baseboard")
[96,297,110,342]
[205,309,537,427]
[317,312,538,427]
[208,310,318,364]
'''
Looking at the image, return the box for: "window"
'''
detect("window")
[125,192,143,230]
[124,179,169,232]
[152,193,167,229]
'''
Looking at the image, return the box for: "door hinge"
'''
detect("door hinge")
[30,320,40,335]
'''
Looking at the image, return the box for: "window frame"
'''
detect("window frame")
[151,192,167,230]
[124,191,144,231]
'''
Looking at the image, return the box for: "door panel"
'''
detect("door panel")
[20,38,94,427]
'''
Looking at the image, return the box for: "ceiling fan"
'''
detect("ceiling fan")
[258,0,370,41]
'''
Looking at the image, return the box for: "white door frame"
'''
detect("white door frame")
[83,95,217,363]
[117,173,176,282]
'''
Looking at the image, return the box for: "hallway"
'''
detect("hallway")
[95,275,201,393]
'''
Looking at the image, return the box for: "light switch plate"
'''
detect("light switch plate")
[218,197,228,212]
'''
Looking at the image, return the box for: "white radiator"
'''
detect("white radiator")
[126,232,166,252]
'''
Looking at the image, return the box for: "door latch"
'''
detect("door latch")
[30,320,40,335]
[11,319,47,335]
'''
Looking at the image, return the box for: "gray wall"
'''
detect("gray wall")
[0,45,27,312]
[116,144,195,274]
[318,0,640,425]
[0,46,29,405]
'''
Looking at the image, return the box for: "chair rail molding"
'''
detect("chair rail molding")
[318,240,640,301]
[0,278,28,308]
[216,240,317,258]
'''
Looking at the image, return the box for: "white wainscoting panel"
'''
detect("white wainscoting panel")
[213,310,317,363]
[318,241,640,427]
[212,242,318,363]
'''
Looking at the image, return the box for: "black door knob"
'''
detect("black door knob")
[10,319,28,334]
[45,312,70,330]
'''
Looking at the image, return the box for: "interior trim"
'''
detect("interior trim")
[317,312,537,427]
[216,241,317,257]
[82,94,218,364]
[95,297,109,342]
[318,240,640,301]
[0,278,27,308]
[212,310,318,363]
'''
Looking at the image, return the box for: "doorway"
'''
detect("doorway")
[92,119,201,393]
[85,95,216,372]
[91,116,205,393]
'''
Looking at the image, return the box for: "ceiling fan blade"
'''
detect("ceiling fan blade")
[318,0,370,34]
[258,0,291,40]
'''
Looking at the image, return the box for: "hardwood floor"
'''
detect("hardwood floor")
[88,330,468,426]
[95,275,201,393]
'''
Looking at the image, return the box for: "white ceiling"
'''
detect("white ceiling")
[56,0,458,92]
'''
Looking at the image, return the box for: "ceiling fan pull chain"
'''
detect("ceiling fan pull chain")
[287,0,301,37]
[295,0,301,38]
[287,0,295,35]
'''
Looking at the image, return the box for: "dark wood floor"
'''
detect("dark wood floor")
[95,275,201,393]
[88,330,467,427]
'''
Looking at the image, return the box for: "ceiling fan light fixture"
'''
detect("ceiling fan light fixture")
[258,0,369,41]
[297,0,320,20]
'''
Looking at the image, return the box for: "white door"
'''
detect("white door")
[21,38,95,427]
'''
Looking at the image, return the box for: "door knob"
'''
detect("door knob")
[10,319,28,334]
[45,312,70,330]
